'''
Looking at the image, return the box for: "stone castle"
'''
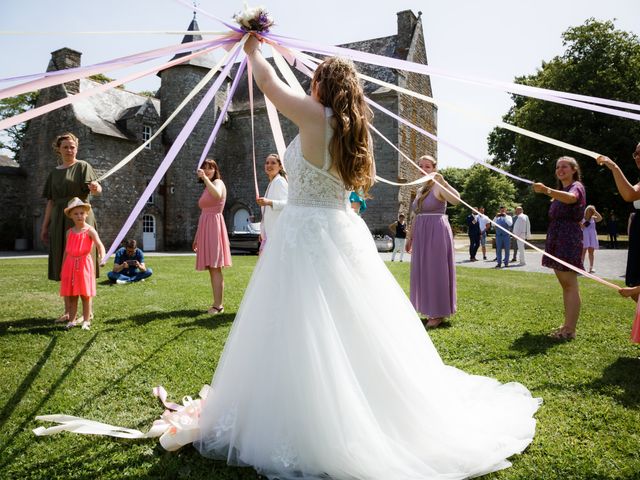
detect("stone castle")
[4,10,436,251]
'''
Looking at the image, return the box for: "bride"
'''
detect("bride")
[195,35,541,479]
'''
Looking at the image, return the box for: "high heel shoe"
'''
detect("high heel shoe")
[207,305,224,315]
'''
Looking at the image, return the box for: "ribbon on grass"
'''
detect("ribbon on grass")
[0,39,236,132]
[34,385,211,452]
[99,43,241,181]
[102,40,245,262]
[0,34,237,96]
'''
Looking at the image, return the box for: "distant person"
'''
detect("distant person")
[466,210,481,261]
[256,153,288,253]
[493,206,513,268]
[193,158,232,315]
[533,156,586,340]
[60,198,105,331]
[389,213,407,262]
[512,206,532,265]
[581,205,603,274]
[606,211,618,249]
[598,144,640,290]
[349,190,367,215]
[108,239,153,284]
[477,207,490,260]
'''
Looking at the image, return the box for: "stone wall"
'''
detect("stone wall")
[0,166,27,249]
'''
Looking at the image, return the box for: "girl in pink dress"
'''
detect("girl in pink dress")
[193,159,232,315]
[60,197,105,330]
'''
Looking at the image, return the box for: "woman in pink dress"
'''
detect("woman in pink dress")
[192,159,232,315]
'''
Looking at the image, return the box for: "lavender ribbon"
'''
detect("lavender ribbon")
[264,33,640,122]
[102,43,243,262]
[197,56,248,168]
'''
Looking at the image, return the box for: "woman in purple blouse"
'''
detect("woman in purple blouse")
[533,156,586,340]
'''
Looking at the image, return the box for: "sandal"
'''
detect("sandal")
[549,327,576,341]
[55,313,71,324]
[65,319,81,330]
[207,305,224,315]
[425,318,444,329]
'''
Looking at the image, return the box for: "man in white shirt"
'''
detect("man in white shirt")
[512,206,532,265]
[477,207,490,260]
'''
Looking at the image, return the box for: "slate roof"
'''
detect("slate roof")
[73,79,160,139]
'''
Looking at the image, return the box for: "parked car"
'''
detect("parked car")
[374,235,393,252]
[229,223,261,255]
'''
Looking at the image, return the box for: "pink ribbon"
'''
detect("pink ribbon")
[0,34,237,98]
[102,42,243,262]
[247,60,260,198]
[0,39,236,132]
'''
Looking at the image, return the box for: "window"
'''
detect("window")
[146,181,155,205]
[142,125,152,149]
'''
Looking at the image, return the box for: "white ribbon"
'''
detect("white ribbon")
[33,385,211,452]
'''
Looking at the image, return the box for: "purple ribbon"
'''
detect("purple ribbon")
[103,43,242,261]
[265,33,640,122]
[0,39,235,132]
[0,36,237,97]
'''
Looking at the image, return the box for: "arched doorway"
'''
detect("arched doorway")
[233,208,251,232]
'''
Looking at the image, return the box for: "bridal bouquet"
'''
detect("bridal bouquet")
[233,4,275,32]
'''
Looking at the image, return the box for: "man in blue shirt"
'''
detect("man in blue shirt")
[107,239,153,284]
[492,206,513,268]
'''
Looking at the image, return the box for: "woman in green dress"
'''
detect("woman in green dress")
[41,132,102,322]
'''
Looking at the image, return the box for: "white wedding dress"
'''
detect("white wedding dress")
[195,110,541,479]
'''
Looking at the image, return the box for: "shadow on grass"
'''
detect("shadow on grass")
[0,317,64,336]
[587,356,640,407]
[0,332,99,468]
[104,309,205,326]
[510,331,569,356]
[142,445,264,480]
[176,313,235,330]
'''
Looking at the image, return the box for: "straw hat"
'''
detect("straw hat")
[64,197,92,217]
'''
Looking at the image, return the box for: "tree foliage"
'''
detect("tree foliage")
[488,19,640,230]
[0,91,38,158]
[453,165,517,228]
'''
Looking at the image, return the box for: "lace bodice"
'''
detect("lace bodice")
[284,109,349,211]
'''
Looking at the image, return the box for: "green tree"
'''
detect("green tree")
[0,91,38,159]
[488,19,640,230]
[455,165,517,229]
[440,166,468,230]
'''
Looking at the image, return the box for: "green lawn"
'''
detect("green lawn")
[1,256,639,479]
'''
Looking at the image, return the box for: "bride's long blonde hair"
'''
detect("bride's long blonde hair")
[312,57,375,194]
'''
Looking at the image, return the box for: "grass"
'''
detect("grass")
[1,255,639,479]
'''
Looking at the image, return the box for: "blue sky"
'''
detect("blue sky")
[1,0,638,168]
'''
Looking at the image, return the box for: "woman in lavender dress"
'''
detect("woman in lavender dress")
[406,155,460,328]
[533,156,586,340]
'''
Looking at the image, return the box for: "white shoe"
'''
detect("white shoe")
[116,279,128,284]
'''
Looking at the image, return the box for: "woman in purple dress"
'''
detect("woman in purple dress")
[406,155,460,328]
[533,156,586,340]
[581,205,602,274]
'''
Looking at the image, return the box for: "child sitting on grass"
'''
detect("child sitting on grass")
[60,197,105,331]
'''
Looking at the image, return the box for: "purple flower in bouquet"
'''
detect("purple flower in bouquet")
[233,5,275,33]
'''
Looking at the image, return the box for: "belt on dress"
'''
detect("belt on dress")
[416,213,446,217]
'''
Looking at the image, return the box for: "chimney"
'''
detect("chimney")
[396,10,418,58]
[47,48,82,95]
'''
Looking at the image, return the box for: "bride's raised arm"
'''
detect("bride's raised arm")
[244,36,321,130]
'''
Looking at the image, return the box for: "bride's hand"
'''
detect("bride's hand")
[244,35,262,55]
